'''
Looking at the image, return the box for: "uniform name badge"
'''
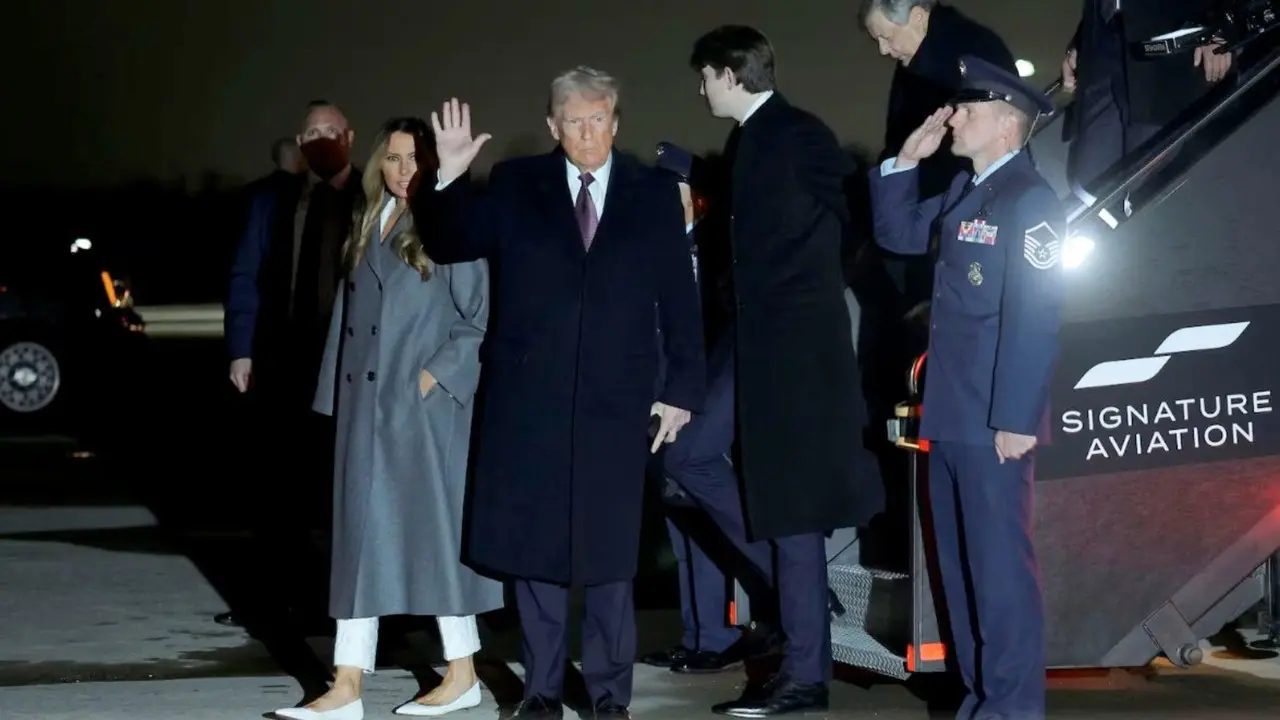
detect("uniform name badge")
[957,219,998,245]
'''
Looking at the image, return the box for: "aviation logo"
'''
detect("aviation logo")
[1060,321,1274,462]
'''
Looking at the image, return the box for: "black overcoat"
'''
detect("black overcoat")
[412,149,706,586]
[1069,0,1225,135]
[882,4,1016,199]
[727,94,884,541]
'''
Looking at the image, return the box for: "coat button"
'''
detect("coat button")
[345,373,352,382]
[366,371,376,381]
[371,325,378,335]
[348,282,355,292]
[347,327,354,336]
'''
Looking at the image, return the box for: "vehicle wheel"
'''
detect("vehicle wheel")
[0,338,65,429]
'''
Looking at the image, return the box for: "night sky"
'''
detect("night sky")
[9,0,1081,188]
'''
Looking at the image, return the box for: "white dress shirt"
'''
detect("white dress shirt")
[435,152,614,217]
[566,153,612,215]
[740,90,776,126]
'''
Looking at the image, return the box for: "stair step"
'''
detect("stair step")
[831,623,908,680]
[828,563,908,618]
[827,563,911,679]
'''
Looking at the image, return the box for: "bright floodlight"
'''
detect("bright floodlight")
[1062,234,1095,269]
[70,238,92,253]
[1015,59,1036,78]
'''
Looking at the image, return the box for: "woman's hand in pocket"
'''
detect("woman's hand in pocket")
[419,369,438,398]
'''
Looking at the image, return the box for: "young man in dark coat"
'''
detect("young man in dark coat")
[678,24,884,717]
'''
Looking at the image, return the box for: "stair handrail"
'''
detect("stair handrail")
[1067,44,1280,225]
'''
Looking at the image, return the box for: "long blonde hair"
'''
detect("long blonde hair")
[342,117,435,280]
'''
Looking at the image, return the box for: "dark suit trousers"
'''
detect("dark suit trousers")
[516,579,636,706]
[1068,81,1160,190]
[239,387,332,616]
[662,330,832,684]
[929,442,1044,720]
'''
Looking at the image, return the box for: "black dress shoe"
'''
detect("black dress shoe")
[712,674,829,717]
[511,695,564,719]
[591,696,631,719]
[673,648,745,674]
[673,636,749,674]
[638,644,693,667]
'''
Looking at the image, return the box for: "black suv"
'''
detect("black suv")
[0,237,145,433]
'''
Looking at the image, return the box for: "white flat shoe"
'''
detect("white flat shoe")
[393,682,482,716]
[274,698,364,720]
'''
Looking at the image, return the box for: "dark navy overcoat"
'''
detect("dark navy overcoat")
[413,149,706,585]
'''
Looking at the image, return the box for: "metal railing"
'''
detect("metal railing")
[1066,44,1280,225]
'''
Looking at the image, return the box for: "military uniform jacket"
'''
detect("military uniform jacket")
[869,151,1066,444]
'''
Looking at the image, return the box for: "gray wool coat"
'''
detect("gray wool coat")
[314,199,502,619]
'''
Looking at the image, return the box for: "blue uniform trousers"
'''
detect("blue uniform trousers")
[928,441,1045,720]
[663,328,831,684]
[665,517,737,653]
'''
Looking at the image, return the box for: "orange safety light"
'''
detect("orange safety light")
[905,642,946,671]
[100,271,119,307]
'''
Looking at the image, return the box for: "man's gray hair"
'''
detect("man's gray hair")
[548,66,620,118]
[859,0,938,25]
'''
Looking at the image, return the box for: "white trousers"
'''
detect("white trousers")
[333,615,480,673]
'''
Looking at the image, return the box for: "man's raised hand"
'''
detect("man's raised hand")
[897,106,954,168]
[431,98,492,186]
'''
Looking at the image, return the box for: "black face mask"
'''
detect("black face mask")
[300,137,349,180]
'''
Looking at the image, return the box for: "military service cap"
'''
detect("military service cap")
[951,54,1053,118]
[656,142,696,181]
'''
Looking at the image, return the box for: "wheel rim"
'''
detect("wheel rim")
[0,341,62,413]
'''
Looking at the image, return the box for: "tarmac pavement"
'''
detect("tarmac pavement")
[3,335,1280,717]
[4,440,1280,718]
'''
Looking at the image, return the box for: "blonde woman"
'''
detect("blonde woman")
[275,117,500,720]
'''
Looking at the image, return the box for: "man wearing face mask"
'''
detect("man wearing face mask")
[221,99,362,630]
